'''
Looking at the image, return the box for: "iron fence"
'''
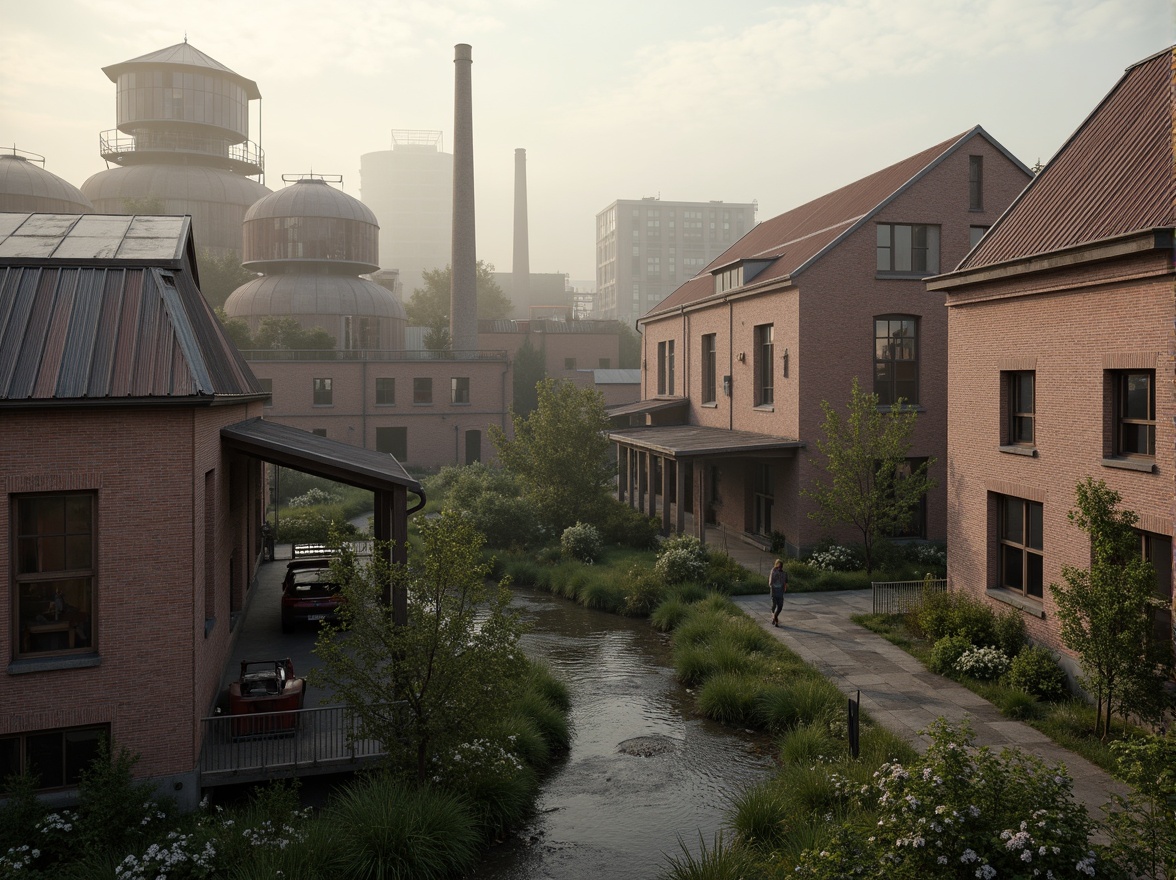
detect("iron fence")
[198,704,394,785]
[871,578,947,615]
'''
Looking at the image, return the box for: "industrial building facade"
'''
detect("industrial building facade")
[595,198,757,325]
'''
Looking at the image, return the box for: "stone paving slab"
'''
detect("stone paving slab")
[729,590,1131,818]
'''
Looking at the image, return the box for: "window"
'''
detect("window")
[998,495,1044,599]
[876,224,940,274]
[376,427,408,459]
[657,340,675,395]
[258,378,273,407]
[969,225,989,249]
[969,155,984,210]
[14,493,96,657]
[890,458,928,538]
[598,358,611,369]
[701,334,717,404]
[874,317,918,405]
[311,428,327,437]
[564,358,577,371]
[1114,370,1155,457]
[753,324,774,406]
[413,378,433,405]
[0,726,106,792]
[451,377,470,404]
[1006,371,1035,445]
[312,377,332,406]
[375,378,395,405]
[753,464,773,536]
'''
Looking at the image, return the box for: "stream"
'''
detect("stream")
[479,587,774,879]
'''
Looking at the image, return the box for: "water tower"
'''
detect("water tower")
[81,40,271,257]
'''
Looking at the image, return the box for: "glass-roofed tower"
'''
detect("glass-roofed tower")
[81,40,271,257]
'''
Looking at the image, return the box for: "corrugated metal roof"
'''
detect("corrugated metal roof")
[0,212,262,405]
[609,424,802,457]
[644,128,1020,318]
[959,47,1175,271]
[102,41,261,100]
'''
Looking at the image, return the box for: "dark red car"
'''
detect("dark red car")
[280,558,342,633]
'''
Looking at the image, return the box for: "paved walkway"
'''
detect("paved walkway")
[727,588,1130,818]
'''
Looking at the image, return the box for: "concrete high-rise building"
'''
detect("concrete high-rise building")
[360,131,453,299]
[81,41,271,258]
[596,198,758,325]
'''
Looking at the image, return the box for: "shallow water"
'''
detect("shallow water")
[479,588,774,880]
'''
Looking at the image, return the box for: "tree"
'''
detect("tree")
[214,307,254,351]
[195,248,257,310]
[252,316,335,350]
[490,378,614,534]
[617,323,641,369]
[511,336,547,417]
[406,260,512,326]
[801,377,935,574]
[1050,478,1169,739]
[313,512,528,782]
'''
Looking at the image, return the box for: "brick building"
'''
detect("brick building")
[0,212,421,804]
[612,128,1031,553]
[929,48,1175,667]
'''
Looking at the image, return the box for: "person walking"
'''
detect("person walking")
[768,558,788,627]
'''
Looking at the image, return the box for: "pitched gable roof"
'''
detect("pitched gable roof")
[644,127,1027,320]
[958,47,1175,272]
[0,213,263,405]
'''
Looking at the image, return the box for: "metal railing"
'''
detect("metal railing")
[871,578,947,614]
[98,129,264,175]
[240,349,508,363]
[198,704,390,785]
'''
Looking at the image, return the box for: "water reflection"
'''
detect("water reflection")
[480,588,773,880]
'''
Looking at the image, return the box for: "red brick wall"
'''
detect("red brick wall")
[946,249,1174,655]
[0,401,262,783]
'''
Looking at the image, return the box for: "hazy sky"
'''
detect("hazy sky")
[4,0,1173,286]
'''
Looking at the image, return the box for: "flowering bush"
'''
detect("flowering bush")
[954,646,1011,681]
[288,487,338,508]
[430,737,525,786]
[793,719,1098,879]
[561,522,602,563]
[807,544,860,572]
[654,535,708,585]
[908,542,947,568]
[115,832,218,880]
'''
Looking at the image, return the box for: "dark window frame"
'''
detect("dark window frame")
[998,494,1044,600]
[876,223,941,274]
[1007,371,1035,445]
[14,493,97,659]
[375,378,395,406]
[375,426,408,459]
[874,316,919,405]
[413,378,433,405]
[312,377,333,406]
[753,324,773,407]
[0,725,108,792]
[969,155,984,210]
[1114,370,1156,458]
[701,333,717,404]
[451,377,470,405]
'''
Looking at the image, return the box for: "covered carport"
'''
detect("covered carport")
[221,417,425,625]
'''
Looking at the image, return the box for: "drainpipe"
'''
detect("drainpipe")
[728,298,734,430]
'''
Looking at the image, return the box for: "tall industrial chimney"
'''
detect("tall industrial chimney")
[512,147,530,308]
[450,43,478,353]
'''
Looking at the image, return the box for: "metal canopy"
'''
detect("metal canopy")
[221,418,422,495]
[609,424,803,458]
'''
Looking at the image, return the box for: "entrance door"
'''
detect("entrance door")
[465,430,481,465]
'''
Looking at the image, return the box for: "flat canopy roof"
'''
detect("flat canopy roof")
[609,424,803,458]
[607,397,690,419]
[221,418,422,495]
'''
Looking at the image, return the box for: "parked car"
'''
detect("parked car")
[227,658,306,737]
[281,558,343,633]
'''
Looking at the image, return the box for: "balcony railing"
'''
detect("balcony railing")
[198,704,392,786]
[871,578,947,615]
[99,129,264,176]
[240,349,508,363]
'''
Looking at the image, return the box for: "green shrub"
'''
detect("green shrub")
[696,672,765,725]
[674,610,732,646]
[729,780,793,850]
[917,589,998,646]
[994,607,1028,657]
[994,687,1040,720]
[524,662,571,713]
[1005,644,1068,701]
[76,738,171,858]
[326,774,479,878]
[501,555,541,587]
[670,582,708,604]
[703,552,752,593]
[695,592,740,616]
[621,564,665,617]
[560,522,603,563]
[577,578,626,613]
[655,535,709,584]
[0,768,46,855]
[662,832,757,880]
[513,688,571,754]
[597,502,661,549]
[928,634,972,675]
[674,635,765,687]
[650,597,691,632]
[778,722,839,766]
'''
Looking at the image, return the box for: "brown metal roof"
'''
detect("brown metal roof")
[958,47,1175,271]
[644,127,1026,319]
[609,425,802,458]
[0,212,263,405]
[607,397,689,419]
[102,41,262,100]
[222,418,421,493]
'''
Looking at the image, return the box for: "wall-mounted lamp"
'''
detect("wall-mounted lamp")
[722,375,732,396]
[736,352,746,363]
[782,348,789,378]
